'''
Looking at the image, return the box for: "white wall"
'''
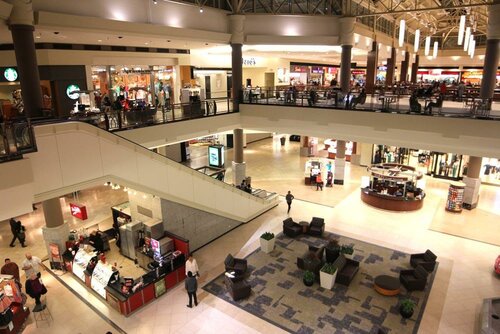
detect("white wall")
[23,122,277,222]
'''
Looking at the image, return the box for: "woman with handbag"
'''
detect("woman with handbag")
[25,273,47,311]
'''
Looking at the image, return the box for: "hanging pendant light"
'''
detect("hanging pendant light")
[458,15,466,45]
[398,19,406,47]
[414,29,420,53]
[424,36,431,56]
[470,40,476,58]
[433,41,438,59]
[468,34,474,55]
[464,27,471,51]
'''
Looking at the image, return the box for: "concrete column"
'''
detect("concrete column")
[400,51,410,83]
[41,197,69,265]
[339,17,355,95]
[480,1,500,100]
[411,54,420,84]
[463,156,483,210]
[8,0,43,118]
[386,47,396,86]
[300,135,309,157]
[232,128,246,185]
[365,41,378,94]
[229,15,245,111]
[334,140,346,185]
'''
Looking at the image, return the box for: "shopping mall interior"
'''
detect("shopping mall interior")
[0,0,500,333]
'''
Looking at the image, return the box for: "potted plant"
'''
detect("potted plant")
[260,232,275,254]
[303,270,315,287]
[320,263,337,290]
[399,299,416,319]
[341,244,354,256]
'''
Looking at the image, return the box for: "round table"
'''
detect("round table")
[374,275,400,296]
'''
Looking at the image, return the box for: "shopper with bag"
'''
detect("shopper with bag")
[9,218,26,248]
[25,273,47,311]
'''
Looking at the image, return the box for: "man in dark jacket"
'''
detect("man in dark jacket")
[185,271,198,308]
[9,218,25,248]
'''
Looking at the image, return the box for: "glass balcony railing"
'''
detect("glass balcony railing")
[0,119,37,163]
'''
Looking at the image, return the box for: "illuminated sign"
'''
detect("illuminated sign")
[242,57,257,66]
[66,84,80,100]
[70,203,88,220]
[208,145,224,167]
[4,68,18,82]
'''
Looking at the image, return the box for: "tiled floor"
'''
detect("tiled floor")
[1,138,500,333]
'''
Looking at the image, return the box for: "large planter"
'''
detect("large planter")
[260,237,275,254]
[320,270,337,290]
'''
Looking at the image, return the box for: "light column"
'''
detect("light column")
[8,0,43,118]
[463,156,482,210]
[480,0,500,102]
[339,17,355,95]
[42,198,69,265]
[334,140,346,185]
[229,14,246,185]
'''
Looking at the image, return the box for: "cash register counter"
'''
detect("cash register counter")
[361,188,425,211]
[105,253,186,316]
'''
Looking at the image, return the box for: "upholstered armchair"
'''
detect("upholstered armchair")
[224,254,248,274]
[283,218,302,237]
[400,265,428,291]
[224,276,251,301]
[308,217,325,237]
[410,249,437,272]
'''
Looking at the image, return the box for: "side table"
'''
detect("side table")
[299,221,309,234]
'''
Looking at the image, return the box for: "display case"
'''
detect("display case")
[324,140,354,161]
[0,277,29,334]
[445,182,465,213]
[304,159,324,185]
[73,248,97,282]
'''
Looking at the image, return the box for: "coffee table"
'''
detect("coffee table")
[374,275,400,296]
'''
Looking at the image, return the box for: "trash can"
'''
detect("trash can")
[280,137,286,146]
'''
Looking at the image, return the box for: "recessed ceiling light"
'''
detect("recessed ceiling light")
[167,40,171,42]
[35,35,41,39]
[54,32,59,35]
[97,39,102,42]
[205,43,208,46]
[145,42,149,45]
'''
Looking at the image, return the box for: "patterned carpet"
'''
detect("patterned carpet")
[203,232,437,334]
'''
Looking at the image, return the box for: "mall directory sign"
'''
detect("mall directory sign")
[208,145,224,168]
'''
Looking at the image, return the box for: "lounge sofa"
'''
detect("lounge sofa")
[297,245,325,275]
[400,265,428,291]
[283,218,302,237]
[410,249,437,272]
[332,254,359,286]
[224,254,248,274]
[308,217,325,237]
[224,276,251,301]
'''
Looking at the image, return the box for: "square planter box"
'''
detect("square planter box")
[260,237,275,254]
[320,270,337,290]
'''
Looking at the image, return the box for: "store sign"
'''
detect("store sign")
[4,68,18,82]
[351,70,366,75]
[122,69,152,74]
[242,57,257,66]
[66,84,80,100]
[291,65,308,73]
[70,203,88,220]
[311,66,324,74]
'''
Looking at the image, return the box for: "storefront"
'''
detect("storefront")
[460,69,500,86]
[376,66,387,85]
[480,157,500,186]
[290,63,339,87]
[417,69,461,84]
[193,69,230,99]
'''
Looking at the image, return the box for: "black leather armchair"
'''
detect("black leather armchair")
[224,276,251,301]
[400,265,428,291]
[308,217,325,236]
[224,254,248,274]
[332,254,359,286]
[297,245,324,275]
[283,218,302,237]
[410,249,437,272]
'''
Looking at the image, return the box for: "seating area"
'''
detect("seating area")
[224,275,251,301]
[297,245,325,274]
[399,265,429,291]
[282,216,325,237]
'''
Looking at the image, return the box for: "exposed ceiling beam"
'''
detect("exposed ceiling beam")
[354,2,493,17]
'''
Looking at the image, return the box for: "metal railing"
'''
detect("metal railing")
[0,119,37,162]
[240,88,500,120]
[67,97,234,132]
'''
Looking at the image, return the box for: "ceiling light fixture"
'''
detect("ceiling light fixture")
[398,19,406,47]
[424,36,431,56]
[199,7,203,13]
[414,29,420,53]
[468,34,474,55]
[458,15,466,45]
[433,41,438,59]
[470,39,476,58]
[464,27,471,51]
[153,0,158,4]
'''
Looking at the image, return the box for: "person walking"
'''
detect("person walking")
[22,253,42,279]
[9,218,26,248]
[185,254,199,278]
[1,258,20,283]
[285,191,294,214]
[185,271,198,308]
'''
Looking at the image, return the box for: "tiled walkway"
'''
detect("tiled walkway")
[1,138,499,333]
